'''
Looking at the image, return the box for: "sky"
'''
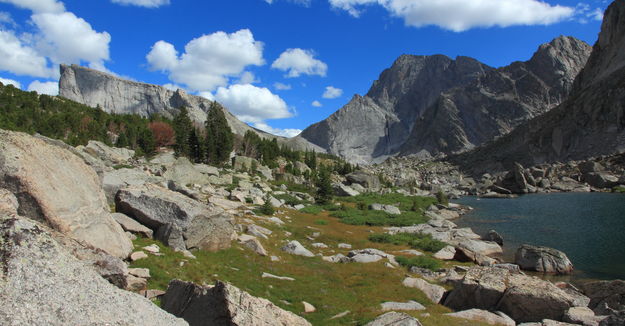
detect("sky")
[0,0,608,137]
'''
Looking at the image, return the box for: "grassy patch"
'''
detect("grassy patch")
[331,208,428,227]
[299,203,341,215]
[369,233,446,253]
[396,256,442,272]
[341,193,437,212]
[613,186,625,193]
[314,219,329,225]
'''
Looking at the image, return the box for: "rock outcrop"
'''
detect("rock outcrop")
[161,279,311,326]
[365,312,423,326]
[515,244,574,274]
[0,214,187,326]
[454,1,625,173]
[298,37,590,163]
[0,130,132,258]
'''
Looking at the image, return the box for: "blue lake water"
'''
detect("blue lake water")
[453,193,625,281]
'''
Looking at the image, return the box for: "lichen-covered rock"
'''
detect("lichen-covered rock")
[446,309,515,326]
[364,312,423,326]
[0,130,132,258]
[0,215,187,326]
[515,244,574,274]
[161,280,311,326]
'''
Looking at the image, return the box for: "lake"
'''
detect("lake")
[454,192,625,281]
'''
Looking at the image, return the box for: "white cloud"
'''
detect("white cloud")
[163,83,183,91]
[198,91,214,101]
[0,0,65,13]
[329,0,575,32]
[312,100,322,107]
[271,48,327,78]
[263,0,311,6]
[32,12,111,68]
[111,0,170,8]
[214,84,292,123]
[0,30,54,78]
[322,86,343,99]
[237,71,259,84]
[0,77,21,88]
[0,11,15,26]
[588,8,604,21]
[253,122,302,138]
[147,29,265,91]
[27,80,58,95]
[273,82,292,90]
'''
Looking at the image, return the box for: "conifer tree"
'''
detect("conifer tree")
[205,102,233,166]
[173,106,193,157]
[315,165,333,204]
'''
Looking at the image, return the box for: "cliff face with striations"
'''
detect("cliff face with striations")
[453,0,625,173]
[58,64,323,151]
[297,37,591,163]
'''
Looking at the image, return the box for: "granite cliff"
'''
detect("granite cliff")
[297,37,591,163]
[452,0,625,173]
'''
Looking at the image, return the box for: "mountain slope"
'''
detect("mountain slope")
[297,38,591,163]
[452,0,625,173]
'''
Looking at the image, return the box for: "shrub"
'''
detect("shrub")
[259,195,274,215]
[148,121,175,147]
[436,190,449,206]
[314,219,329,225]
[300,205,323,215]
[396,256,442,271]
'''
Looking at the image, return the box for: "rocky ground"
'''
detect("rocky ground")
[1,129,624,325]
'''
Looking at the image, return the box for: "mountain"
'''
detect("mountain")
[297,37,591,163]
[452,0,625,173]
[59,64,321,151]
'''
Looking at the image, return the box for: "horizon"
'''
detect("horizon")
[0,0,606,137]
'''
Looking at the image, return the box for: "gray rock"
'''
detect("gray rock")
[370,203,401,215]
[402,277,446,304]
[261,272,294,281]
[333,183,360,197]
[484,229,504,246]
[0,188,18,215]
[365,312,423,326]
[281,240,315,257]
[0,215,187,326]
[0,130,132,259]
[346,171,381,189]
[102,168,160,204]
[116,184,234,251]
[446,309,515,326]
[83,140,135,166]
[582,280,625,313]
[433,246,456,260]
[515,244,574,274]
[564,306,606,326]
[161,280,311,326]
[164,157,211,186]
[583,172,619,189]
[239,235,268,256]
[380,301,426,311]
[112,212,153,238]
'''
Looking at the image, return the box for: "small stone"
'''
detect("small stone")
[261,272,295,281]
[338,243,352,249]
[130,251,148,261]
[142,244,160,254]
[128,268,151,279]
[182,250,196,259]
[139,289,166,300]
[380,301,426,311]
[302,301,316,313]
[271,256,280,262]
[330,311,350,320]
[434,246,456,260]
[125,275,147,291]
[312,243,329,248]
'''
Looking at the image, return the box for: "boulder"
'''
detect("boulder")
[101,167,160,204]
[563,306,607,326]
[599,310,625,326]
[446,309,515,326]
[281,240,315,257]
[365,312,422,326]
[0,215,187,326]
[402,277,446,303]
[380,301,426,311]
[515,244,574,274]
[0,130,132,258]
[161,280,311,326]
[238,235,268,256]
[163,157,210,186]
[83,140,135,166]
[583,172,619,189]
[346,171,381,190]
[484,230,504,246]
[112,212,153,238]
[582,280,625,313]
[0,188,18,215]
[370,203,401,215]
[333,183,360,197]
[444,266,576,323]
[434,246,456,260]
[579,161,605,174]
[116,184,234,251]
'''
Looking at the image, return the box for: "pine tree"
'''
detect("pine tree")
[315,165,333,205]
[205,102,233,166]
[173,106,193,158]
[188,128,205,163]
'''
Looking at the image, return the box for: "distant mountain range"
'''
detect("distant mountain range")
[296,36,591,164]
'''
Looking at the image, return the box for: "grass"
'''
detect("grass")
[271,181,313,194]
[396,256,442,272]
[128,206,485,326]
[331,208,429,227]
[341,193,437,212]
[368,233,447,253]
[314,219,329,225]
[299,203,341,215]
[613,186,625,193]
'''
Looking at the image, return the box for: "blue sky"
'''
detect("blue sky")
[0,0,607,137]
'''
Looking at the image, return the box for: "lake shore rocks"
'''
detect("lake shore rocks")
[515,244,574,275]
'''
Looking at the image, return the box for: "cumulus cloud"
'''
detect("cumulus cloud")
[0,0,65,13]
[311,100,322,107]
[253,121,302,138]
[0,30,54,77]
[575,4,604,23]
[322,86,343,99]
[0,11,15,26]
[0,77,21,88]
[27,80,58,95]
[271,48,327,78]
[214,84,292,123]
[111,0,170,8]
[237,71,259,84]
[329,0,576,32]
[147,29,265,91]
[273,82,292,90]
[263,0,311,6]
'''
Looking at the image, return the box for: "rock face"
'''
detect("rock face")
[454,1,625,172]
[0,214,187,326]
[515,245,574,274]
[59,64,321,151]
[161,279,311,326]
[0,130,132,258]
[582,280,625,313]
[115,184,234,251]
[297,37,590,163]
[444,266,578,323]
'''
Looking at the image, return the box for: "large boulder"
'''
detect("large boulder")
[446,309,515,326]
[444,266,577,323]
[333,183,360,197]
[102,167,161,204]
[582,280,625,313]
[583,172,619,189]
[82,140,135,166]
[365,312,422,326]
[115,184,234,251]
[163,157,211,186]
[515,245,574,274]
[346,171,381,190]
[402,277,446,303]
[0,214,187,326]
[0,130,132,258]
[161,279,311,326]
[232,156,259,172]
